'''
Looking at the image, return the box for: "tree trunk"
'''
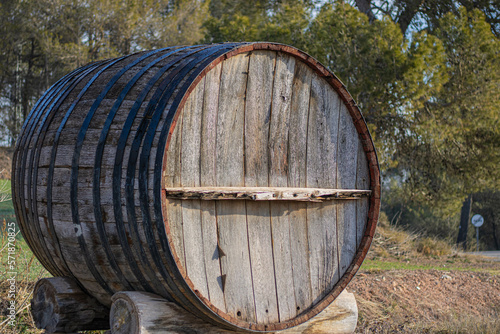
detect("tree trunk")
[396,0,425,36]
[492,218,499,250]
[457,194,472,251]
[355,0,376,22]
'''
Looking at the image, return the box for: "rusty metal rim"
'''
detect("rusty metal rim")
[160,42,381,332]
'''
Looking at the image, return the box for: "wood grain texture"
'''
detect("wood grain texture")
[287,61,314,315]
[164,110,185,269]
[244,50,279,323]
[336,103,359,277]
[164,187,370,201]
[109,290,357,334]
[215,53,256,322]
[199,62,226,311]
[180,77,209,297]
[356,143,370,248]
[282,290,358,334]
[269,53,296,321]
[306,74,341,302]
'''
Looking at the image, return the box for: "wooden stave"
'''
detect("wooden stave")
[12,42,380,332]
[13,60,108,278]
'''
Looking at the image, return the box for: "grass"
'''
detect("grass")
[0,176,48,333]
[362,258,500,275]
[356,302,500,334]
[355,274,500,334]
[0,180,15,224]
[0,224,49,333]
[364,213,500,275]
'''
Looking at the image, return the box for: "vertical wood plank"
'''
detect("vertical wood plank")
[215,53,256,322]
[306,74,341,302]
[356,141,370,248]
[244,50,279,323]
[180,77,209,297]
[164,110,185,269]
[199,63,226,311]
[268,53,297,321]
[287,61,314,314]
[336,103,359,277]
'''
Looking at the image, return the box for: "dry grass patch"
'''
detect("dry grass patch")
[370,213,454,260]
[0,222,48,333]
[351,270,500,334]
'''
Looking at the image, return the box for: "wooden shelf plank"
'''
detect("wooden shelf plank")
[163,187,371,202]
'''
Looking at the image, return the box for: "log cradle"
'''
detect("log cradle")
[12,42,380,332]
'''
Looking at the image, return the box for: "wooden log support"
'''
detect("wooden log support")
[163,187,371,202]
[110,290,358,334]
[31,277,110,333]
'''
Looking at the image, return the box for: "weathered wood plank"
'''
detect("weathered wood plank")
[180,76,209,297]
[269,53,295,186]
[287,60,314,315]
[244,51,274,187]
[199,62,226,312]
[356,142,370,248]
[307,74,341,302]
[244,50,279,323]
[164,107,185,269]
[215,53,256,322]
[164,187,371,201]
[337,103,359,277]
[269,52,297,321]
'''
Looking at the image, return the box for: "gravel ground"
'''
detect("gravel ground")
[350,269,500,333]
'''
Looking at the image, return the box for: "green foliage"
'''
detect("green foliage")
[399,8,500,205]
[307,3,447,167]
[382,176,462,241]
[0,0,209,144]
[203,0,311,45]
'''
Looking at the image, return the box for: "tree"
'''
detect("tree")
[397,8,500,204]
[136,0,210,49]
[352,0,500,37]
[203,0,312,45]
[307,2,447,167]
[0,0,210,145]
[0,0,49,145]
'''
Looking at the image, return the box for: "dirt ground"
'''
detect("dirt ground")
[349,263,500,333]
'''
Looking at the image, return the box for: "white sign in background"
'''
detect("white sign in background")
[471,214,484,227]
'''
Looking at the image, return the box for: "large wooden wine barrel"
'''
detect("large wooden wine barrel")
[13,42,380,332]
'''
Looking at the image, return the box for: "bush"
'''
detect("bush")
[416,237,452,256]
